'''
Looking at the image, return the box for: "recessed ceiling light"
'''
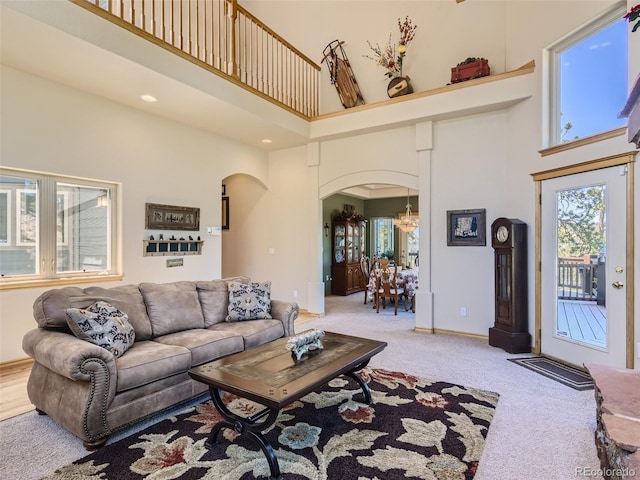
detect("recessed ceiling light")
[140,94,157,103]
[261,138,273,144]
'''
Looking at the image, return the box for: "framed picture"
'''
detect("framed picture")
[145,203,200,231]
[222,196,229,230]
[221,184,226,196]
[447,208,486,246]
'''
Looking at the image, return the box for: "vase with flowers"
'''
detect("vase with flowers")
[365,16,418,98]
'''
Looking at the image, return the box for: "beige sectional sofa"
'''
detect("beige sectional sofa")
[22,277,298,449]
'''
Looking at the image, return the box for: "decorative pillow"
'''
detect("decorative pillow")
[66,301,135,358]
[226,281,272,322]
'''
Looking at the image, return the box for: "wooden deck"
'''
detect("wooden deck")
[556,300,606,348]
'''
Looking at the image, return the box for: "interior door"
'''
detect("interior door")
[541,166,627,368]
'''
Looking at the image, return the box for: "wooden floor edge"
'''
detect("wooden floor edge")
[415,327,489,341]
[0,357,33,375]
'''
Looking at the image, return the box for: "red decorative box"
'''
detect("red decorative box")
[450,58,490,83]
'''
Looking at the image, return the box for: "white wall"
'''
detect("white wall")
[221,146,310,305]
[3,0,638,366]
[0,66,269,362]
[244,0,616,114]
[242,0,639,354]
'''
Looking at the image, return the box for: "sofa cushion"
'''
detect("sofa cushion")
[32,285,152,340]
[66,301,136,358]
[209,319,285,349]
[67,285,153,341]
[226,281,272,322]
[33,287,86,330]
[139,282,205,337]
[154,329,244,366]
[196,280,230,327]
[115,340,192,393]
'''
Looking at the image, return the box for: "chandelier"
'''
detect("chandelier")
[393,190,419,233]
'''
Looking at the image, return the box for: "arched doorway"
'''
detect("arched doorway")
[321,182,419,324]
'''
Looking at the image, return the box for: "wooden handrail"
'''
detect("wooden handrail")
[70,0,320,119]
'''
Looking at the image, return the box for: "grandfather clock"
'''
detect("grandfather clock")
[489,218,531,353]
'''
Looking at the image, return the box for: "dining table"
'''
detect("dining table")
[367,266,419,312]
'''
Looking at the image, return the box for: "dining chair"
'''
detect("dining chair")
[359,255,371,304]
[374,263,407,315]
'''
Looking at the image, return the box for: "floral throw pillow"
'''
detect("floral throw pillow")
[66,301,136,358]
[226,281,272,322]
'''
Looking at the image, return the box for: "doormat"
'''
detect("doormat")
[508,356,594,391]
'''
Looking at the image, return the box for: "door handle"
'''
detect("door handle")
[612,281,624,289]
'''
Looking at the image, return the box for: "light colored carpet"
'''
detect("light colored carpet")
[0,293,603,480]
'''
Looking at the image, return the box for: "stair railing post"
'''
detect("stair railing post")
[226,0,238,78]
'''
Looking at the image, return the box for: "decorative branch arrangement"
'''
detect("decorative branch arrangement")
[625,4,640,32]
[364,16,418,79]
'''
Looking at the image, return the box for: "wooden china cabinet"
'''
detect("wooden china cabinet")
[331,217,366,295]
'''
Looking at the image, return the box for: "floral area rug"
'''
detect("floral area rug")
[44,368,499,480]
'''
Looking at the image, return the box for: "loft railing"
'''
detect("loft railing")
[70,0,320,118]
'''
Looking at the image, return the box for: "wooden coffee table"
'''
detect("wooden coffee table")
[188,331,387,480]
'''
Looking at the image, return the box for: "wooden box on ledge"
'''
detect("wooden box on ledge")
[451,58,490,84]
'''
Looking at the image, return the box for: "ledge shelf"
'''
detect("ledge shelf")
[143,240,204,257]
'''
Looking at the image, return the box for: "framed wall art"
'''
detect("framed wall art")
[221,196,229,230]
[145,203,200,231]
[447,208,486,246]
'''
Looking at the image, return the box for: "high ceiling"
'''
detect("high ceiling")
[0,2,422,199]
[0,2,311,152]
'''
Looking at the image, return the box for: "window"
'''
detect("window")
[547,4,627,146]
[402,228,420,268]
[372,217,394,259]
[0,168,118,281]
[0,191,9,245]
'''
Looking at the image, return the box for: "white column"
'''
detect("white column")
[307,142,325,315]
[414,122,434,332]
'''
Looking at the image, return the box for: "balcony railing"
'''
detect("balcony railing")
[71,0,320,118]
[557,256,602,303]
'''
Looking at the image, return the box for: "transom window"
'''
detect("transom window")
[0,168,119,281]
[547,4,627,146]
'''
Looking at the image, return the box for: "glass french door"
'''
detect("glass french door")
[541,166,627,368]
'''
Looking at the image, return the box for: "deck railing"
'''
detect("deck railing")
[557,257,599,302]
[71,0,320,118]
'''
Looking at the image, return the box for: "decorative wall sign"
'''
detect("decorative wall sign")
[447,208,486,246]
[145,203,200,231]
[166,258,184,268]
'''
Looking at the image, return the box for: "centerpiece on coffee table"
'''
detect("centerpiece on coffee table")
[286,328,325,360]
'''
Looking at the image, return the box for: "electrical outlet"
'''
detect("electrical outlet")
[460,307,467,317]
[325,275,330,281]
[293,290,298,298]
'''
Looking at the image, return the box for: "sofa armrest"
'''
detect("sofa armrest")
[270,300,299,337]
[22,328,117,397]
